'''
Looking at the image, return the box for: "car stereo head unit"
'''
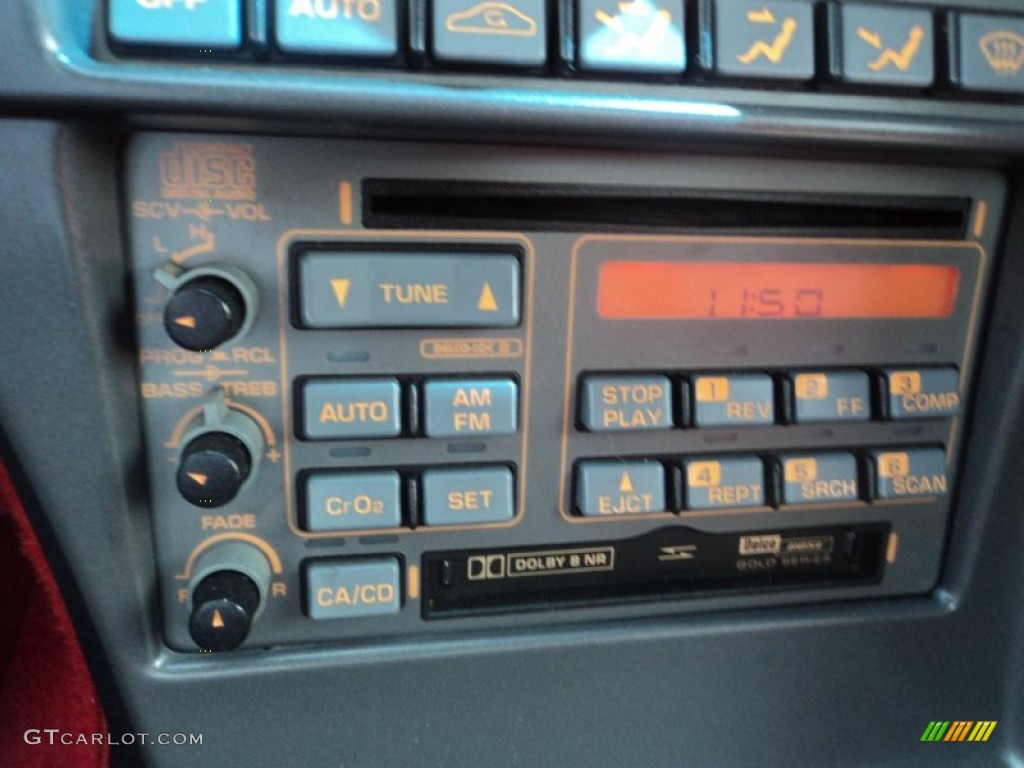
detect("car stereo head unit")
[125,134,1002,651]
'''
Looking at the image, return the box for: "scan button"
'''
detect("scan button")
[873,448,948,500]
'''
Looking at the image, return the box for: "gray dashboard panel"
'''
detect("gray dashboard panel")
[0,121,1021,766]
[0,0,1021,763]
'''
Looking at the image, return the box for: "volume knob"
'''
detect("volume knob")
[154,263,258,352]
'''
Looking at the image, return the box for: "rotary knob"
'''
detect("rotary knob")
[188,542,271,652]
[154,263,258,352]
[176,392,265,508]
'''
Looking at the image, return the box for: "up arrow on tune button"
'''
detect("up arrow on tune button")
[477,283,498,312]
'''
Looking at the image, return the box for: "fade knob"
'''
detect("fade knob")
[188,542,271,652]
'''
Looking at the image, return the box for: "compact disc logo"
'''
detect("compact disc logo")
[159,142,258,201]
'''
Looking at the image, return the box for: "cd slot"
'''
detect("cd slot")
[364,181,968,238]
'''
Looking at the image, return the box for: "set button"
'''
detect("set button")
[422,466,515,526]
[305,557,402,620]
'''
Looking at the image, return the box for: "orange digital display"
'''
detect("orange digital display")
[597,262,960,320]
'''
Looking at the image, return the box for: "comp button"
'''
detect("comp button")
[885,368,960,420]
